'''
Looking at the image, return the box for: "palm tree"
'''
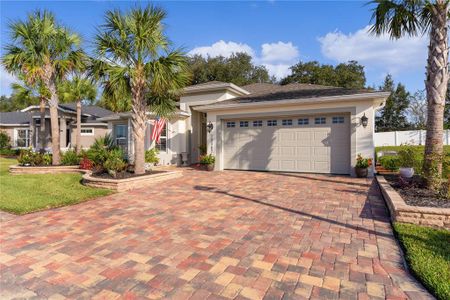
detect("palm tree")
[59,76,97,153]
[370,0,448,189]
[2,11,85,165]
[11,80,50,151]
[92,6,190,174]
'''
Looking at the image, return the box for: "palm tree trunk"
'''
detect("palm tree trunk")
[47,80,61,165]
[131,77,147,175]
[39,97,46,153]
[423,0,449,190]
[76,100,82,154]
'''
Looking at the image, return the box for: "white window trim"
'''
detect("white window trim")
[156,123,168,153]
[14,128,30,148]
[80,128,95,136]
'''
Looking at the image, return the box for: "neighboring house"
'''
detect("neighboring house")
[0,103,112,151]
[98,81,389,177]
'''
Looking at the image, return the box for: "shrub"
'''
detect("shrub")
[145,148,159,165]
[17,148,51,166]
[61,149,80,165]
[104,149,127,178]
[17,148,34,165]
[379,155,400,171]
[79,156,93,170]
[42,153,52,166]
[0,148,19,156]
[87,134,117,167]
[0,131,11,149]
[398,145,421,169]
[355,154,372,169]
[200,154,215,165]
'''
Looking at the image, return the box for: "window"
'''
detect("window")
[15,129,30,148]
[80,128,94,136]
[282,119,292,126]
[114,124,127,153]
[315,117,326,124]
[298,118,309,125]
[240,121,249,127]
[226,121,235,128]
[267,120,277,126]
[155,124,167,152]
[253,120,263,127]
[332,116,345,124]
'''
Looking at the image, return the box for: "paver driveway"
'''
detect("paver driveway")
[0,170,431,300]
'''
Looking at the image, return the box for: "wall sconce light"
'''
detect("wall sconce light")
[207,121,214,133]
[361,113,368,128]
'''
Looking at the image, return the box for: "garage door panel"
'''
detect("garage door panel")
[223,114,350,174]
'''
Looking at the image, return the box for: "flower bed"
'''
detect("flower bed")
[376,175,450,229]
[82,170,182,192]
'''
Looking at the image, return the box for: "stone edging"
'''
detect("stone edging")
[376,175,450,229]
[82,171,183,192]
[9,165,85,175]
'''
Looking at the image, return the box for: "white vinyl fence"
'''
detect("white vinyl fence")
[374,130,450,146]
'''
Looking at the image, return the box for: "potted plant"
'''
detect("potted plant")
[355,154,372,178]
[200,154,215,171]
[398,145,416,178]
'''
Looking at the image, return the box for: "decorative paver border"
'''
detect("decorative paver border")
[82,170,182,192]
[9,164,85,175]
[376,175,450,229]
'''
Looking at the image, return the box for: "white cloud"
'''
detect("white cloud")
[188,40,300,80]
[261,42,298,64]
[188,40,255,58]
[0,66,17,96]
[318,25,427,74]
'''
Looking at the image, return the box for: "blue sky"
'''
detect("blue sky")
[1,1,427,96]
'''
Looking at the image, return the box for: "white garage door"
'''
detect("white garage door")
[223,114,351,174]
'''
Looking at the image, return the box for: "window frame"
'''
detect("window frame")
[298,118,309,125]
[332,116,345,124]
[155,123,168,152]
[267,120,278,127]
[14,128,30,148]
[226,121,236,128]
[282,119,293,126]
[314,117,327,125]
[253,120,263,127]
[80,128,94,136]
[240,121,249,128]
[114,124,128,153]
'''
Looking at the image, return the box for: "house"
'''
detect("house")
[0,103,112,151]
[99,81,389,177]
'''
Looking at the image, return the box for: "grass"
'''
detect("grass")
[375,145,450,178]
[394,223,450,300]
[0,157,112,214]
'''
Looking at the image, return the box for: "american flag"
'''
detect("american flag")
[151,117,166,143]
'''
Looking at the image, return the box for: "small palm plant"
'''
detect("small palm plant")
[59,76,97,153]
[369,0,449,189]
[2,11,85,165]
[91,5,190,174]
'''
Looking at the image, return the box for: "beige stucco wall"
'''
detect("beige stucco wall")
[204,98,380,177]
[69,125,110,149]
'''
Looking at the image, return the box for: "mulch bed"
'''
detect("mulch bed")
[90,170,165,180]
[384,174,450,208]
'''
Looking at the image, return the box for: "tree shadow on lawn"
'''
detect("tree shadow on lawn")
[194,179,393,239]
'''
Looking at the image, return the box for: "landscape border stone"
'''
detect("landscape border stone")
[9,165,85,175]
[376,175,450,229]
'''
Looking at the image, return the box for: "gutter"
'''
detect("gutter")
[195,91,390,112]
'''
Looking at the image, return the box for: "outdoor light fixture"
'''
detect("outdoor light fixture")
[361,113,368,128]
[207,121,214,133]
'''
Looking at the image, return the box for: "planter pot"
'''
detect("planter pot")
[355,167,368,178]
[399,167,414,178]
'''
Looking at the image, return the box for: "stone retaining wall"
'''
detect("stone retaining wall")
[82,171,182,192]
[9,165,85,175]
[376,176,450,229]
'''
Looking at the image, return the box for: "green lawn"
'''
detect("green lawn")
[394,223,450,300]
[0,157,112,214]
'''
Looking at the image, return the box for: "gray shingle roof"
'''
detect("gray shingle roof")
[200,83,380,108]
[59,103,113,118]
[0,111,31,125]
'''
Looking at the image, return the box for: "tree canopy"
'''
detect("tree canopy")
[375,74,410,132]
[188,53,272,86]
[280,60,366,89]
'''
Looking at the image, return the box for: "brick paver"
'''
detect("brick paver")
[0,170,431,299]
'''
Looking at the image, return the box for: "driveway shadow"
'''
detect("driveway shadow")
[194,180,392,239]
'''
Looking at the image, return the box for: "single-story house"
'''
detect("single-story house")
[98,81,389,177]
[0,103,112,151]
